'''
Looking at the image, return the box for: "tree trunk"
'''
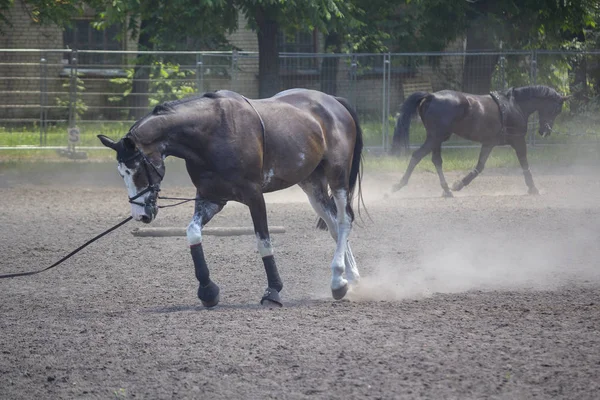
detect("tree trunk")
[255,7,280,98]
[129,18,152,119]
[320,32,341,95]
[568,30,588,114]
[462,15,498,94]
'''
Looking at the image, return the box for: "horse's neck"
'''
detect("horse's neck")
[514,96,540,118]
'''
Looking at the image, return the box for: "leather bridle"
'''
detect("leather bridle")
[120,150,164,217]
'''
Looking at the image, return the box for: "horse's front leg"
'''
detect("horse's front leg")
[510,138,539,195]
[246,188,283,307]
[187,196,225,307]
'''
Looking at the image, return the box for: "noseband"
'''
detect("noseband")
[120,150,164,214]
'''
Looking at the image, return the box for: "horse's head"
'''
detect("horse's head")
[98,134,165,223]
[537,94,570,138]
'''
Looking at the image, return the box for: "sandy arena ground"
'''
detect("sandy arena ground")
[1,160,599,399]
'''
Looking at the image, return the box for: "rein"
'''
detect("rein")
[0,216,132,279]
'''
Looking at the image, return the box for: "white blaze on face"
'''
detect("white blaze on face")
[117,162,149,221]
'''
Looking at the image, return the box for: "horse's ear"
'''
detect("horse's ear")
[97,135,117,150]
[561,95,572,103]
[122,137,136,151]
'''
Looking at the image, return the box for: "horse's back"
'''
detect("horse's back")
[271,89,357,147]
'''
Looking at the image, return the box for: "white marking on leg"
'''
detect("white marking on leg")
[330,190,350,291]
[186,217,202,246]
[118,162,149,221]
[263,168,275,186]
[256,234,274,257]
[303,185,338,239]
[344,242,360,285]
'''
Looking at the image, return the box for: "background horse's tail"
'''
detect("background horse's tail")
[391,91,430,155]
[316,96,367,230]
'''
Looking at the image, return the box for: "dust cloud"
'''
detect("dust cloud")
[348,164,600,302]
[350,227,600,302]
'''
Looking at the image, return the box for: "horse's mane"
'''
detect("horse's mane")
[127,92,222,137]
[151,92,222,115]
[509,85,561,101]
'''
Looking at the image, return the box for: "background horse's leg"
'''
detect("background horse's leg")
[393,136,436,192]
[452,144,494,191]
[510,138,539,195]
[187,197,225,307]
[300,180,360,286]
[431,143,453,197]
[246,188,283,306]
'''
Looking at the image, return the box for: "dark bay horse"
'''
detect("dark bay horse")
[98,88,364,307]
[391,85,569,196]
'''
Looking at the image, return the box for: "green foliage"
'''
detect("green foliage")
[109,61,197,110]
[55,74,88,121]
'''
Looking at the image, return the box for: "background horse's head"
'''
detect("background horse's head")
[514,86,570,138]
[98,134,165,223]
[538,94,570,138]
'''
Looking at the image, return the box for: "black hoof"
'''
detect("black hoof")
[332,283,349,300]
[260,287,283,307]
[528,187,540,195]
[198,281,220,308]
[442,190,454,198]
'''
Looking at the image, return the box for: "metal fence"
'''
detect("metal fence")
[1,49,600,152]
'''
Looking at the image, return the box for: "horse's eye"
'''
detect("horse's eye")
[125,170,131,175]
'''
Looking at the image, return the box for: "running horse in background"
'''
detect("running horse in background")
[391,85,569,196]
[98,89,364,307]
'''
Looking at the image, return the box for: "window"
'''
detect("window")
[63,20,123,66]
[278,30,318,73]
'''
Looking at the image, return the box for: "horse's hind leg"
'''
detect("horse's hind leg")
[393,136,437,192]
[431,143,453,197]
[187,197,225,307]
[452,144,494,191]
[300,179,360,285]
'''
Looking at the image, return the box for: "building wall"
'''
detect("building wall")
[0,0,64,120]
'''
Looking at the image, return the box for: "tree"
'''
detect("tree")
[397,0,599,94]
[0,0,87,31]
[235,0,359,98]
[94,0,236,117]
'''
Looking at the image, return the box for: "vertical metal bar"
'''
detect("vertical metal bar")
[530,50,538,146]
[231,50,238,92]
[350,54,357,107]
[69,49,78,130]
[386,52,392,152]
[499,53,506,90]
[196,53,203,94]
[39,54,47,147]
[381,54,390,151]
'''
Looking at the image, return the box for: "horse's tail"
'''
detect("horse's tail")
[391,91,430,155]
[316,96,367,231]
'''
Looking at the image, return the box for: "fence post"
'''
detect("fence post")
[350,54,357,107]
[196,53,204,94]
[529,50,538,146]
[499,53,506,90]
[231,50,238,92]
[39,53,48,146]
[382,53,390,151]
[386,52,392,151]
[68,49,78,130]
